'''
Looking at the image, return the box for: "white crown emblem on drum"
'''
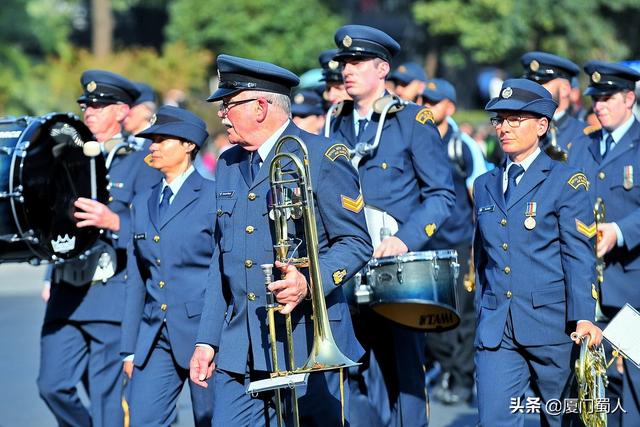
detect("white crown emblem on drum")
[501,87,513,99]
[343,35,352,48]
[530,60,540,72]
[51,234,76,254]
[328,60,339,70]
[149,114,157,126]
[592,71,601,83]
[294,93,305,104]
[86,81,97,92]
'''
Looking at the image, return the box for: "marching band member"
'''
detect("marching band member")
[120,105,217,426]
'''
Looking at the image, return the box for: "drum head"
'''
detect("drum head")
[11,113,108,260]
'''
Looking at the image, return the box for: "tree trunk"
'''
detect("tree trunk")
[91,0,112,57]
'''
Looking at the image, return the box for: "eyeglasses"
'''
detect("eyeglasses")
[79,102,117,112]
[220,98,273,115]
[490,115,538,128]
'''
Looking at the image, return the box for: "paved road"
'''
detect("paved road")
[0,263,533,427]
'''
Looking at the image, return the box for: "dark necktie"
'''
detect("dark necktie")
[603,134,614,159]
[356,119,368,142]
[250,151,261,182]
[159,186,173,220]
[504,164,524,204]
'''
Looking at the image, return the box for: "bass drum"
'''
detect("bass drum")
[367,250,461,331]
[0,113,108,262]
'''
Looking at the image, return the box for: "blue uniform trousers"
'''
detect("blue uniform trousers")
[350,308,428,427]
[37,320,123,427]
[128,325,214,427]
[211,367,350,427]
[475,312,577,427]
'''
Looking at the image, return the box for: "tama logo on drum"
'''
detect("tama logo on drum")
[0,131,22,138]
[51,234,76,254]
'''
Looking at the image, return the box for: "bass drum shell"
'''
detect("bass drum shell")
[367,250,460,331]
[0,113,108,262]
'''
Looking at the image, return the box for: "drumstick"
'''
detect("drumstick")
[83,141,101,200]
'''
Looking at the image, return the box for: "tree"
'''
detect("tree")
[412,0,640,69]
[165,0,344,73]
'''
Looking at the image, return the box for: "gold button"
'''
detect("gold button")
[244,259,253,268]
[506,290,512,299]
[245,225,255,234]
[502,243,508,251]
[598,171,605,180]
[160,304,167,311]
[504,266,511,274]
[156,258,161,266]
[381,162,388,170]
[248,192,257,201]
[247,292,256,301]
[500,218,507,226]
[108,196,114,203]
[153,235,160,243]
[217,208,223,217]
[159,281,165,288]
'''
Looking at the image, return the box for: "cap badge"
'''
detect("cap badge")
[592,71,601,83]
[86,81,97,92]
[294,93,304,104]
[501,87,513,99]
[398,65,407,73]
[427,82,437,90]
[328,60,339,70]
[342,35,352,48]
[530,60,540,72]
[149,114,157,126]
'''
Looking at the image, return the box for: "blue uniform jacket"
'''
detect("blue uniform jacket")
[329,100,455,250]
[473,152,596,348]
[197,122,372,374]
[121,171,218,369]
[45,141,161,323]
[569,119,640,310]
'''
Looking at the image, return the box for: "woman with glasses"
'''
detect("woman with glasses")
[473,78,602,426]
[120,105,219,426]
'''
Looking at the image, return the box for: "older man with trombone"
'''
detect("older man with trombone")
[190,54,372,426]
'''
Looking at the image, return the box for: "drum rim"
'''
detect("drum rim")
[368,249,458,266]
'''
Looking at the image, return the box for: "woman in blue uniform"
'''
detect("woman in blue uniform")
[120,105,218,426]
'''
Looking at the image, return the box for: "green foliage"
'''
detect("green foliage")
[166,0,344,73]
[413,0,640,67]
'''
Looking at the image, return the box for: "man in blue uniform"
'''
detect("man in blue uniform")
[328,25,455,426]
[387,61,427,103]
[37,70,161,427]
[421,78,487,405]
[121,105,217,426]
[291,89,325,134]
[189,54,372,426]
[319,48,349,105]
[521,51,587,159]
[569,61,640,427]
[474,78,602,426]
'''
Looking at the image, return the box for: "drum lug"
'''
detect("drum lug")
[451,261,460,281]
[0,233,21,242]
[432,258,440,281]
[0,185,23,202]
[0,146,13,155]
[396,258,404,284]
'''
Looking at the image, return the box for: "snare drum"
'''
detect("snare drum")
[367,250,460,331]
[0,113,108,262]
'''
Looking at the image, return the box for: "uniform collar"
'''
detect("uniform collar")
[506,146,541,173]
[256,119,291,163]
[161,165,195,202]
[604,113,636,144]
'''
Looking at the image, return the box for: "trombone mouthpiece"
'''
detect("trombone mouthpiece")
[261,263,274,284]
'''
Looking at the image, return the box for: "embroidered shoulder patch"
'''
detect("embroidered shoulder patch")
[325,143,350,162]
[575,219,597,238]
[332,269,347,285]
[341,193,364,213]
[144,153,153,166]
[568,172,590,191]
[425,223,437,237]
[415,108,434,125]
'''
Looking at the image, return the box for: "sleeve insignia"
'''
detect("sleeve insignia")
[591,283,599,300]
[575,219,597,238]
[341,193,364,213]
[332,269,347,285]
[144,153,153,166]
[325,143,350,162]
[415,108,434,125]
[567,172,590,191]
[425,223,437,237]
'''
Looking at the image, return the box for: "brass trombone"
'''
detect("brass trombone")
[543,122,569,162]
[262,134,359,426]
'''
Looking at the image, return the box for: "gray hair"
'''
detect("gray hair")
[253,90,291,117]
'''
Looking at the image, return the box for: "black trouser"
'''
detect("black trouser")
[424,242,475,391]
